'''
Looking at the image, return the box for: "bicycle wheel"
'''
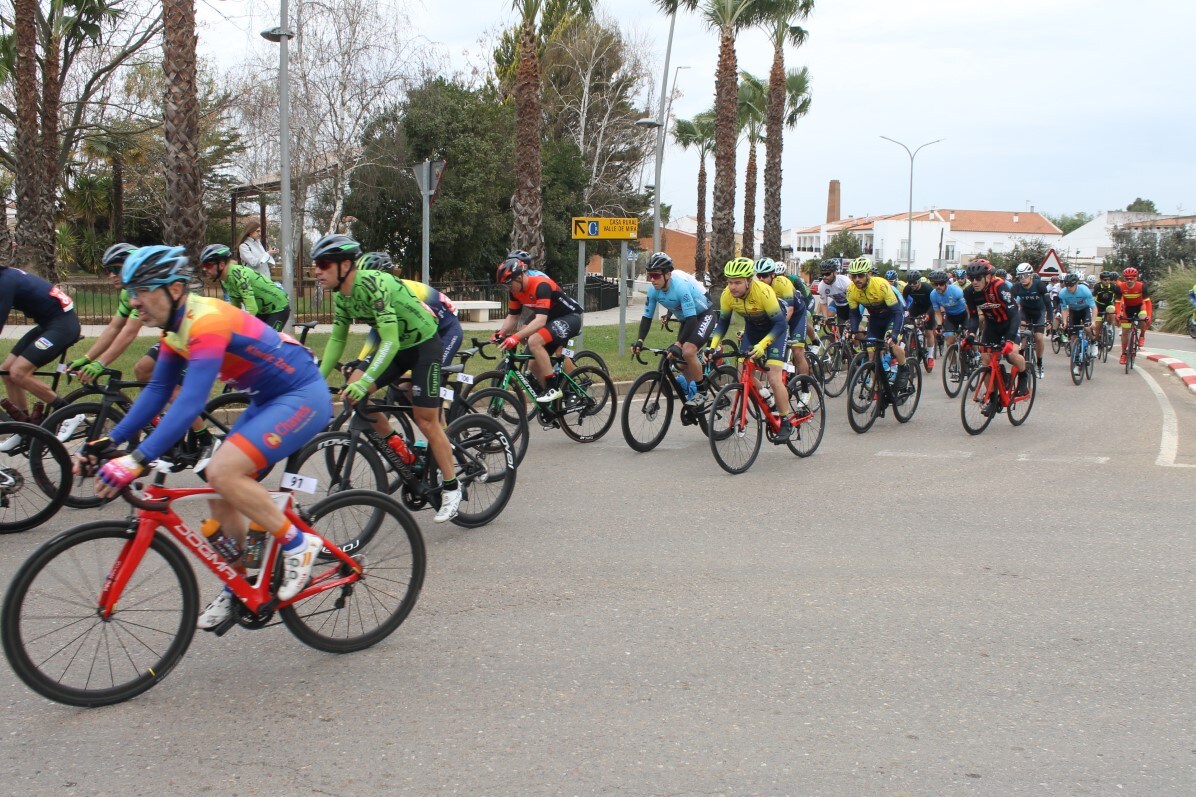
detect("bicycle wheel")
[1071,346,1084,385]
[784,375,824,458]
[557,365,617,443]
[2,521,198,707]
[571,349,608,373]
[1188,317,1196,340]
[822,342,850,398]
[960,366,995,435]
[892,361,922,423]
[0,422,71,533]
[620,372,674,452]
[40,401,124,509]
[1008,368,1036,426]
[443,413,516,528]
[1085,348,1095,380]
[285,431,389,497]
[1050,331,1061,354]
[280,490,424,653]
[461,387,529,466]
[204,391,252,437]
[707,383,762,474]
[1126,330,1137,372]
[941,344,964,397]
[708,364,739,392]
[846,362,879,434]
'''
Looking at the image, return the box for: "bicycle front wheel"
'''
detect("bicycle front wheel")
[2,521,198,707]
[893,361,923,423]
[960,366,995,435]
[846,362,879,434]
[708,383,762,474]
[621,371,674,452]
[784,375,824,458]
[821,342,850,398]
[461,386,530,466]
[445,413,517,528]
[557,365,617,443]
[1085,348,1095,380]
[281,490,424,653]
[1071,348,1085,385]
[0,422,71,533]
[1008,368,1036,426]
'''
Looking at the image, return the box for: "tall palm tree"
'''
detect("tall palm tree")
[12,0,55,275]
[510,0,545,266]
[761,0,813,258]
[737,72,767,259]
[162,0,204,257]
[673,112,715,280]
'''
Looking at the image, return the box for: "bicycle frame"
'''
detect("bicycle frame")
[96,485,360,620]
[731,357,791,435]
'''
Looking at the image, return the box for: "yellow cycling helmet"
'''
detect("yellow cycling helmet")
[724,257,755,279]
[847,256,872,275]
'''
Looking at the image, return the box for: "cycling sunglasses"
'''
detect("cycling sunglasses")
[313,259,338,271]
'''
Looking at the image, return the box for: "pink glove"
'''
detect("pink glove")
[501,335,521,351]
[97,455,143,491]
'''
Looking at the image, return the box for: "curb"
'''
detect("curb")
[1142,351,1196,394]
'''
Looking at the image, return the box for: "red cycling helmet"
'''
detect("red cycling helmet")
[1122,267,1139,281]
[496,257,528,285]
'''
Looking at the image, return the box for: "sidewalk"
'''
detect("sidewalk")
[1142,348,1196,394]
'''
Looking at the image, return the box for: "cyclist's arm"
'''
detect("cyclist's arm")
[319,320,350,380]
[513,281,555,339]
[128,351,223,465]
[636,314,653,343]
[97,316,143,366]
[359,319,400,387]
[355,335,377,362]
[105,347,187,453]
[81,315,129,362]
[234,270,259,315]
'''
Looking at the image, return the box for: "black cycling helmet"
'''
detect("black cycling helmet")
[101,242,138,274]
[310,233,362,263]
[928,270,949,284]
[965,259,993,278]
[819,259,839,276]
[993,268,1008,279]
[496,257,528,285]
[908,270,922,281]
[1100,270,1117,280]
[1063,272,1079,286]
[199,243,233,264]
[357,251,394,272]
[645,252,674,273]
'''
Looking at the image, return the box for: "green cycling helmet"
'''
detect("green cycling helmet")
[847,256,872,275]
[724,257,756,279]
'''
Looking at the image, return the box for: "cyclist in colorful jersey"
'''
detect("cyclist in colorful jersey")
[632,251,716,398]
[964,259,1029,397]
[929,270,969,353]
[355,251,464,368]
[1117,267,1150,363]
[73,246,333,629]
[817,260,852,325]
[312,234,463,523]
[953,268,968,289]
[704,257,798,442]
[0,263,82,424]
[1056,272,1096,343]
[756,257,809,377]
[902,270,936,371]
[845,256,911,389]
[198,244,291,331]
[493,253,584,403]
[70,243,145,384]
[1011,262,1051,379]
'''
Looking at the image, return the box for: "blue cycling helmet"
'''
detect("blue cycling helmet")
[885,269,898,281]
[121,245,192,291]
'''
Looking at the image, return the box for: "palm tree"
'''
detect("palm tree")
[737,72,767,259]
[761,0,813,258]
[12,0,56,276]
[162,0,205,256]
[673,112,715,280]
[510,0,546,265]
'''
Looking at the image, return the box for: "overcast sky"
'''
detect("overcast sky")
[197,0,1196,230]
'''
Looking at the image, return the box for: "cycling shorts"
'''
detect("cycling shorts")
[865,307,903,344]
[1120,305,1147,325]
[941,312,968,336]
[11,310,81,368]
[981,317,1020,347]
[740,327,786,368]
[787,299,808,347]
[678,310,717,348]
[257,308,291,332]
[362,334,444,409]
[437,317,464,367]
[531,312,582,354]
[1066,306,1092,327]
[1021,306,1047,330]
[226,378,332,474]
[833,303,851,324]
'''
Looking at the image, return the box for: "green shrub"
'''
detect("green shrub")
[1156,267,1196,333]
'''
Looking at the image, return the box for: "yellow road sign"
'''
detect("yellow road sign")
[572,217,639,240]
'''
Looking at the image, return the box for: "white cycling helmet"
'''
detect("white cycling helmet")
[1086,274,1098,285]
[1015,262,1033,277]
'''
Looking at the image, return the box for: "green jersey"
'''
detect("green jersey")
[786,274,811,301]
[115,288,139,320]
[221,262,289,316]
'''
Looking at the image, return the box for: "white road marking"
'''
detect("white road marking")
[874,450,973,459]
[1134,365,1196,468]
[1015,453,1109,465]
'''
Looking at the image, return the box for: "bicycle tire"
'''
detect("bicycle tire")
[286,431,389,498]
[941,344,964,398]
[204,391,252,437]
[468,368,536,422]
[1008,368,1036,426]
[0,422,71,533]
[461,386,530,466]
[1126,330,1137,372]
[892,360,922,424]
[557,365,617,443]
[707,383,762,474]
[40,401,124,509]
[280,490,424,653]
[620,371,674,452]
[443,412,516,528]
[821,341,850,398]
[1085,347,1095,380]
[960,366,995,435]
[784,375,824,458]
[846,362,879,434]
[1188,318,1196,340]
[2,520,198,707]
[571,349,608,374]
[1050,331,1061,354]
[1071,345,1085,385]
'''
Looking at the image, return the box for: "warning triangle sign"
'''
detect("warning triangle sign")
[1037,248,1065,276]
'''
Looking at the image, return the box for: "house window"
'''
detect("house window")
[899,240,910,260]
[944,243,956,261]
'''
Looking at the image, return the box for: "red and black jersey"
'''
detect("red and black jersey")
[963,277,1018,324]
[507,273,583,320]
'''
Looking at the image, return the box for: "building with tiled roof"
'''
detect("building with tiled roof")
[1055,211,1175,262]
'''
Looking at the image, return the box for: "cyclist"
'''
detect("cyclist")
[902,270,936,371]
[963,259,1029,400]
[704,257,798,443]
[198,243,291,331]
[313,234,464,524]
[1047,275,1063,330]
[816,259,852,326]
[884,269,906,295]
[355,251,464,370]
[1117,267,1150,364]
[846,256,911,390]
[1056,272,1097,344]
[1011,262,1051,379]
[0,264,82,424]
[756,258,809,377]
[73,246,333,629]
[69,243,144,385]
[1085,274,1099,289]
[929,269,969,355]
[953,268,969,290]
[1091,271,1122,348]
[632,251,716,399]
[493,252,584,404]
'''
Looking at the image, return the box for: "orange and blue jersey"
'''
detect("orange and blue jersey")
[109,295,329,466]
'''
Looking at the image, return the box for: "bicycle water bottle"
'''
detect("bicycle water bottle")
[201,518,242,563]
[243,523,267,572]
[882,352,897,383]
[386,433,416,465]
[412,440,428,475]
[759,384,775,410]
[675,373,689,396]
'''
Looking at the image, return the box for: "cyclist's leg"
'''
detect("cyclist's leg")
[528,314,580,399]
[787,301,810,376]
[256,307,291,332]
[3,313,79,411]
[679,310,715,384]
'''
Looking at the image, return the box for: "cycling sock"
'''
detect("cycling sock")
[277,521,303,550]
[50,397,67,411]
[194,427,214,445]
[443,477,459,492]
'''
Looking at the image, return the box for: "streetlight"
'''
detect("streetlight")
[637,8,688,255]
[261,7,296,309]
[880,136,942,271]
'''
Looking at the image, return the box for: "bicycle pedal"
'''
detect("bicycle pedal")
[208,615,239,636]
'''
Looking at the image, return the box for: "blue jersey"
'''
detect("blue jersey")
[1056,285,1096,311]
[643,273,710,321]
[930,283,967,316]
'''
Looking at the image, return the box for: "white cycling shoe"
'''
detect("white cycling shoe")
[277,533,323,601]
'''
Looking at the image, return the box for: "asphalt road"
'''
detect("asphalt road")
[1,345,1194,797]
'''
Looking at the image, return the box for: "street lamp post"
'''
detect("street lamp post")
[880,136,942,271]
[636,9,688,255]
[261,5,296,309]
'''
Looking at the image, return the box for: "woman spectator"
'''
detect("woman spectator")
[237,219,277,280]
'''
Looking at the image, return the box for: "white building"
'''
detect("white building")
[789,209,1063,271]
[1055,211,1196,265]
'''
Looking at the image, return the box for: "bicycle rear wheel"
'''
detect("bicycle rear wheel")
[571,349,608,373]
[821,341,850,398]
[784,375,824,458]
[960,366,995,435]
[708,383,762,474]
[40,401,124,508]
[620,371,674,452]
[892,361,922,423]
[2,521,198,707]
[281,490,424,653]
[1050,331,1061,354]
[461,387,529,466]
[1008,368,1036,426]
[0,422,71,533]
[557,365,617,443]
[285,431,389,497]
[445,413,516,528]
[846,362,879,434]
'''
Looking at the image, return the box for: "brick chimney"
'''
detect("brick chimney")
[826,180,841,223]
